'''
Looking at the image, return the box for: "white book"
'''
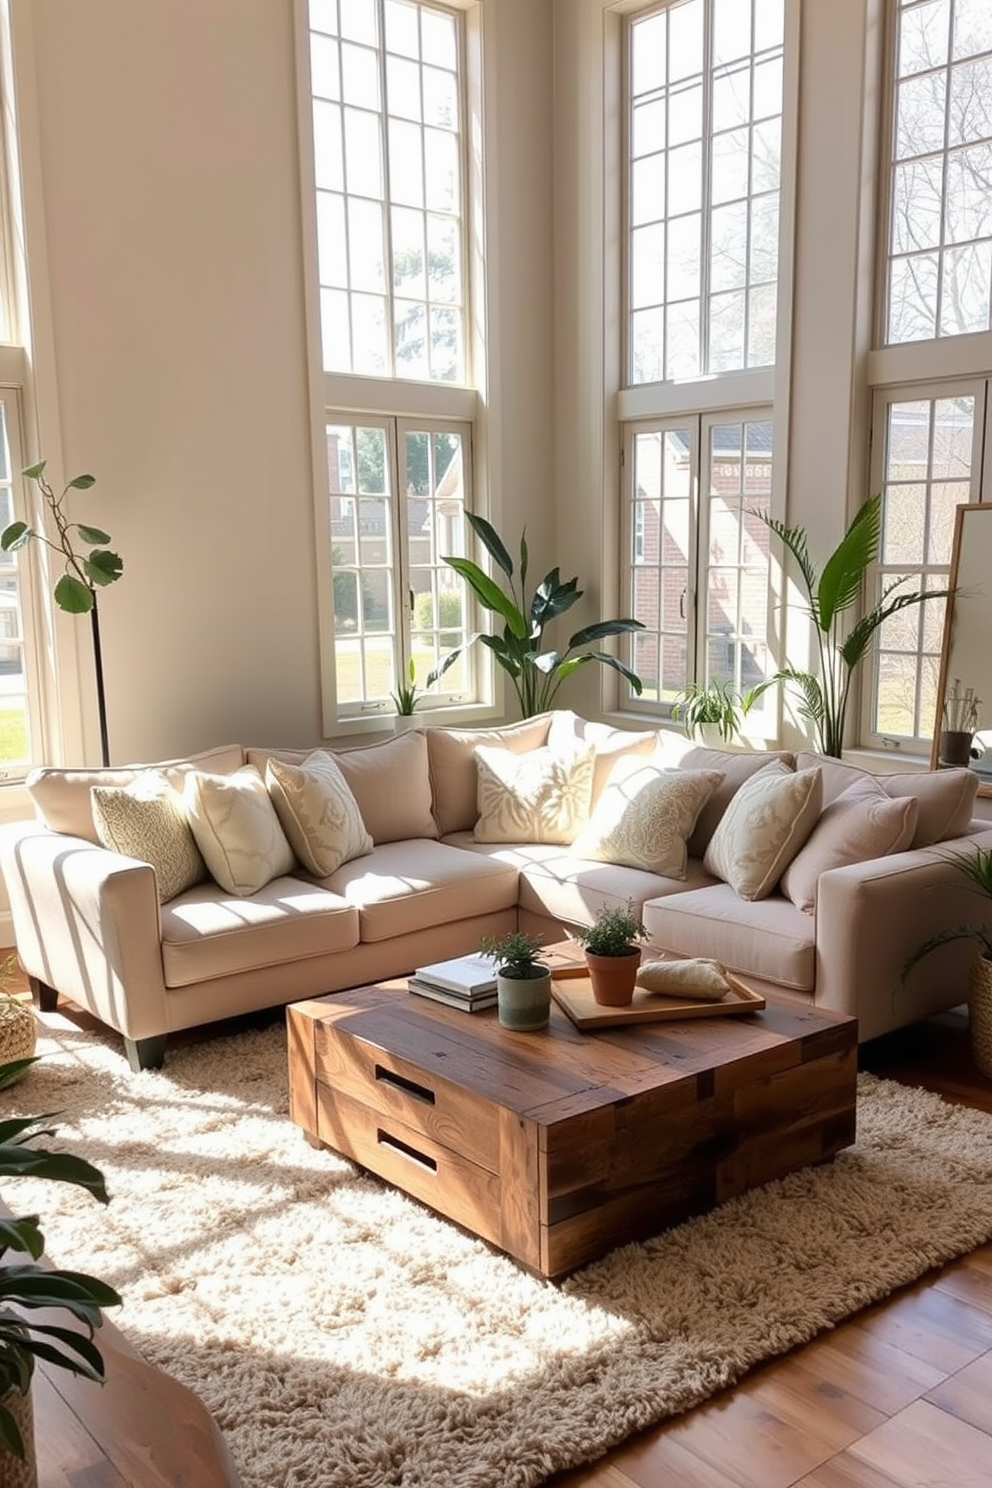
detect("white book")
[412,953,498,996]
[407,978,497,1012]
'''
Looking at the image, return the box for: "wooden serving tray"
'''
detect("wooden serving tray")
[549,966,765,1029]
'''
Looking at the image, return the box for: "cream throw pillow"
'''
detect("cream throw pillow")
[703,762,823,901]
[91,771,206,903]
[184,765,296,896]
[779,777,919,914]
[265,751,372,877]
[572,761,724,878]
[473,743,596,845]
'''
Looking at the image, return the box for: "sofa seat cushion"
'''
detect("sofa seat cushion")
[471,843,719,927]
[642,883,815,992]
[161,877,359,988]
[317,839,519,943]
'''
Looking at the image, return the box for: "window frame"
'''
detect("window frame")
[0,387,49,783]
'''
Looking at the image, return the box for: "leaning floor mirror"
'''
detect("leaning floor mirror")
[931,502,992,794]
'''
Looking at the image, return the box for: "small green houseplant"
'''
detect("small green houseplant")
[390,658,421,717]
[1,462,124,767]
[479,930,551,1031]
[671,680,761,744]
[898,846,992,1077]
[572,902,648,1008]
[440,513,644,717]
[0,1055,122,1464]
[751,493,953,757]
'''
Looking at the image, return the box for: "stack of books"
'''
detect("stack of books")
[408,954,498,1012]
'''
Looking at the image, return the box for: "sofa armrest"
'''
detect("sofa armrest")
[0,820,169,1042]
[813,828,992,1041]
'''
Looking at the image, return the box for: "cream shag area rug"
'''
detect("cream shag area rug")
[7,1009,992,1488]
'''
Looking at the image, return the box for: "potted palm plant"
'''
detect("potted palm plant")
[439,513,644,717]
[478,930,551,1031]
[899,846,992,1078]
[751,493,953,757]
[572,902,648,1007]
[0,1056,122,1480]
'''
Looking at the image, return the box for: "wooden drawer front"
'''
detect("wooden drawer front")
[315,1024,500,1172]
[316,1085,504,1248]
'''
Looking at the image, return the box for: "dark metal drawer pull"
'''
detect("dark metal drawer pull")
[377,1130,437,1173]
[374,1064,436,1104]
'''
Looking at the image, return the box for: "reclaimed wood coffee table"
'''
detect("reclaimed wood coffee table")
[287,956,857,1278]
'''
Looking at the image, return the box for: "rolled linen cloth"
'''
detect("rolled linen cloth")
[636,958,731,1001]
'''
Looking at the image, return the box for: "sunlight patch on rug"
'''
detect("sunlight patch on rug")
[5,1010,992,1488]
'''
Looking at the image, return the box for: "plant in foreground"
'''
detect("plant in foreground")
[898,846,992,991]
[440,513,644,718]
[0,1056,122,1459]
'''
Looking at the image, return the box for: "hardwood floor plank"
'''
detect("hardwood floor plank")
[932,1244,992,1316]
[925,1350,992,1436]
[845,1398,992,1487]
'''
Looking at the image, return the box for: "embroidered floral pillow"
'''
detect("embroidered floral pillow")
[572,761,724,878]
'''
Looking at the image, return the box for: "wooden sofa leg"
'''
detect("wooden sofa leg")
[28,976,59,1012]
[124,1036,166,1073]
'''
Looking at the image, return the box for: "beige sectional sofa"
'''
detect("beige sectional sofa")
[2,711,990,1070]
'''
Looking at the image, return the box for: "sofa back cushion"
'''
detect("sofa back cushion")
[779,776,919,914]
[27,744,245,843]
[546,711,662,807]
[425,715,552,835]
[795,752,979,847]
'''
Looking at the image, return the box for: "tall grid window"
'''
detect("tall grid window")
[309,0,466,382]
[627,412,772,706]
[886,0,992,344]
[326,415,473,714]
[627,0,784,384]
[867,387,987,743]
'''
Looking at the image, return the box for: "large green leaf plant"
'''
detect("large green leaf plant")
[0,1056,121,1460]
[753,492,954,757]
[441,513,644,718]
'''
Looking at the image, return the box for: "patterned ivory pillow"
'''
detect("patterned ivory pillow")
[265,750,373,877]
[572,761,724,878]
[91,771,206,903]
[703,761,823,901]
[184,765,296,897]
[473,743,596,845]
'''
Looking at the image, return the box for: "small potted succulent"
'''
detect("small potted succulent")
[572,901,648,1007]
[478,930,551,1031]
[0,1055,122,1479]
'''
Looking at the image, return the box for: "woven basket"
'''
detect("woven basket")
[0,1386,38,1488]
[968,956,992,1080]
[0,996,37,1074]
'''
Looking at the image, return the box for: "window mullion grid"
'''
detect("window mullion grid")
[699,4,713,377]
[333,12,358,374]
[933,0,955,337]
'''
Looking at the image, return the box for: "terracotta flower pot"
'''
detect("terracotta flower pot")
[585,950,641,1007]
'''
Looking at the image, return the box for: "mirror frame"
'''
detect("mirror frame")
[930,502,992,791]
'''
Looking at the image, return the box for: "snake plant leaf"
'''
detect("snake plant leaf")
[75,524,112,546]
[53,574,93,613]
[817,494,882,631]
[0,522,30,552]
[84,550,124,587]
[465,511,515,581]
[0,1216,43,1260]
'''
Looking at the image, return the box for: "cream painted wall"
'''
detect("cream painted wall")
[18,0,554,764]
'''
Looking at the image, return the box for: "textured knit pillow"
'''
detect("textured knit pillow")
[779,777,919,914]
[572,761,724,878]
[473,743,596,845]
[703,762,823,901]
[184,765,296,896]
[91,771,206,903]
[265,750,372,877]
